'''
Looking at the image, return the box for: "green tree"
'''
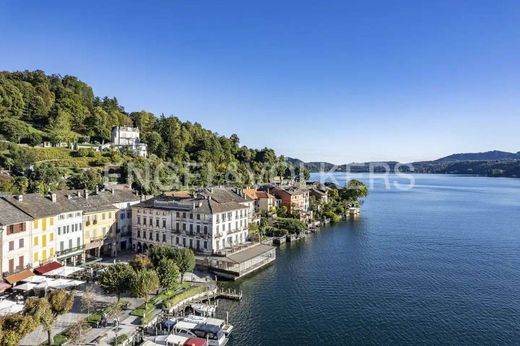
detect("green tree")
[173,248,196,282]
[129,254,152,271]
[148,245,175,267]
[99,263,134,301]
[24,298,55,346]
[0,314,36,346]
[156,258,180,290]
[130,269,160,304]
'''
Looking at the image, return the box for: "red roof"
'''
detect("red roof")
[184,338,207,346]
[34,261,63,275]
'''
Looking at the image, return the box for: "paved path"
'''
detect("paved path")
[21,284,144,346]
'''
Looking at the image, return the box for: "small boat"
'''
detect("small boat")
[174,321,228,346]
[191,303,216,317]
[183,315,233,337]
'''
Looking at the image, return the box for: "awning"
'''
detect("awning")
[21,275,47,283]
[4,270,34,285]
[13,282,37,291]
[34,261,63,275]
[43,266,83,277]
[0,282,11,293]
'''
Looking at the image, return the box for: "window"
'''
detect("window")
[149,232,153,240]
[163,234,166,242]
[60,241,64,251]
[58,227,61,235]
[156,233,159,241]
[19,238,24,248]
[182,224,186,231]
[69,239,73,249]
[176,237,179,245]
[50,233,54,241]
[197,225,200,233]
[197,214,200,220]
[34,219,39,229]
[9,241,14,251]
[34,236,39,246]
[42,218,47,231]
[34,252,39,263]
[162,219,166,228]
[50,248,54,257]
[18,256,24,270]
[189,239,193,248]
[143,230,146,239]
[109,212,112,218]
[121,213,125,220]
[42,235,47,247]
[204,241,207,249]
[77,238,80,247]
[189,213,193,219]
[50,217,54,226]
[42,249,47,261]
[204,226,208,235]
[137,230,141,238]
[137,216,141,225]
[102,213,106,220]
[156,219,159,227]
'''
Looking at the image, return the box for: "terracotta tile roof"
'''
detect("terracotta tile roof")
[34,261,63,275]
[4,270,33,284]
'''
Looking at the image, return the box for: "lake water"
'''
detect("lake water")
[219,174,520,345]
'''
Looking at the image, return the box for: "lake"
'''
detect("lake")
[219,174,520,345]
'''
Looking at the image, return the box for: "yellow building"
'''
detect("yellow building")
[83,207,117,258]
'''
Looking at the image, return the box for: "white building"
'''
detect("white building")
[54,193,84,265]
[111,126,147,157]
[131,189,251,255]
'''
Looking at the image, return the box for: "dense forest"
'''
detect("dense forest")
[0,70,306,194]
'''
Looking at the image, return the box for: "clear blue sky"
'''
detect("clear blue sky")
[1,0,519,163]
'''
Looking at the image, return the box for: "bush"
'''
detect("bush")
[162,285,207,310]
[111,334,128,346]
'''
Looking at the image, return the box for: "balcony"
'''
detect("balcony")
[56,245,85,258]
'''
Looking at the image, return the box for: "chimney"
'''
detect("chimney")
[111,188,115,195]
[84,189,89,199]
[17,195,23,202]
[77,191,81,197]
[50,193,57,203]
[95,186,99,194]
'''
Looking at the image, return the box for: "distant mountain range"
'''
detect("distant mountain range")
[288,150,520,178]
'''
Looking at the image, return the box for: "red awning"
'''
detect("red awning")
[4,270,34,284]
[34,261,63,275]
[184,339,207,346]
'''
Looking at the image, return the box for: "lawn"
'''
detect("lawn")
[162,285,208,310]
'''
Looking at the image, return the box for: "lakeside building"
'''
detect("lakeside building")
[2,194,60,268]
[131,188,252,255]
[309,187,329,205]
[242,189,277,213]
[270,186,310,216]
[52,193,84,266]
[66,188,140,259]
[0,199,32,275]
[111,126,147,157]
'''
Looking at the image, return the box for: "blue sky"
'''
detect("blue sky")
[1,0,519,163]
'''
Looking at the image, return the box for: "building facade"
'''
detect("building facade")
[0,199,32,275]
[111,126,147,156]
[270,186,310,214]
[132,189,251,255]
[2,194,60,268]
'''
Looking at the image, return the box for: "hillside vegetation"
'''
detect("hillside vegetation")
[0,70,303,194]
